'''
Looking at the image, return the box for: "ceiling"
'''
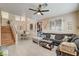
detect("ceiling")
[0,3,79,20]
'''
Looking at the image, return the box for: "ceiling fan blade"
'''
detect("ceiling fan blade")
[34,12,38,14]
[41,10,49,12]
[40,12,43,15]
[29,8,37,11]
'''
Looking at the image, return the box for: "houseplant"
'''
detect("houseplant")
[0,50,4,56]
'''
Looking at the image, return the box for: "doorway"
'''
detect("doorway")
[37,22,42,37]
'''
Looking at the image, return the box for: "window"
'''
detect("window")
[15,16,25,21]
[21,16,25,21]
[15,15,20,21]
[50,18,63,32]
[1,11,9,19]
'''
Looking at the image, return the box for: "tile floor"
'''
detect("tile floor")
[5,39,57,56]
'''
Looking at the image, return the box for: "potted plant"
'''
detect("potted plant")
[0,51,4,56]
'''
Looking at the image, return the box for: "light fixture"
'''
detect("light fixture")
[37,12,41,15]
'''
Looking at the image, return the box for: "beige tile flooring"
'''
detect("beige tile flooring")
[6,39,57,56]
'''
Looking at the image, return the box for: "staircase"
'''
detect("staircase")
[1,26,15,46]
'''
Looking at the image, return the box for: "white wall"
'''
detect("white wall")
[62,12,77,34]
[42,12,78,34]
[0,11,1,46]
[1,11,9,26]
[77,11,79,35]
[14,15,27,34]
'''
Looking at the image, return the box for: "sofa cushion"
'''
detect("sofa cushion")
[55,34,64,40]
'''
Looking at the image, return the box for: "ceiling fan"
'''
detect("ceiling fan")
[29,3,49,15]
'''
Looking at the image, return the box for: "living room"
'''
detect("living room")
[0,3,79,56]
